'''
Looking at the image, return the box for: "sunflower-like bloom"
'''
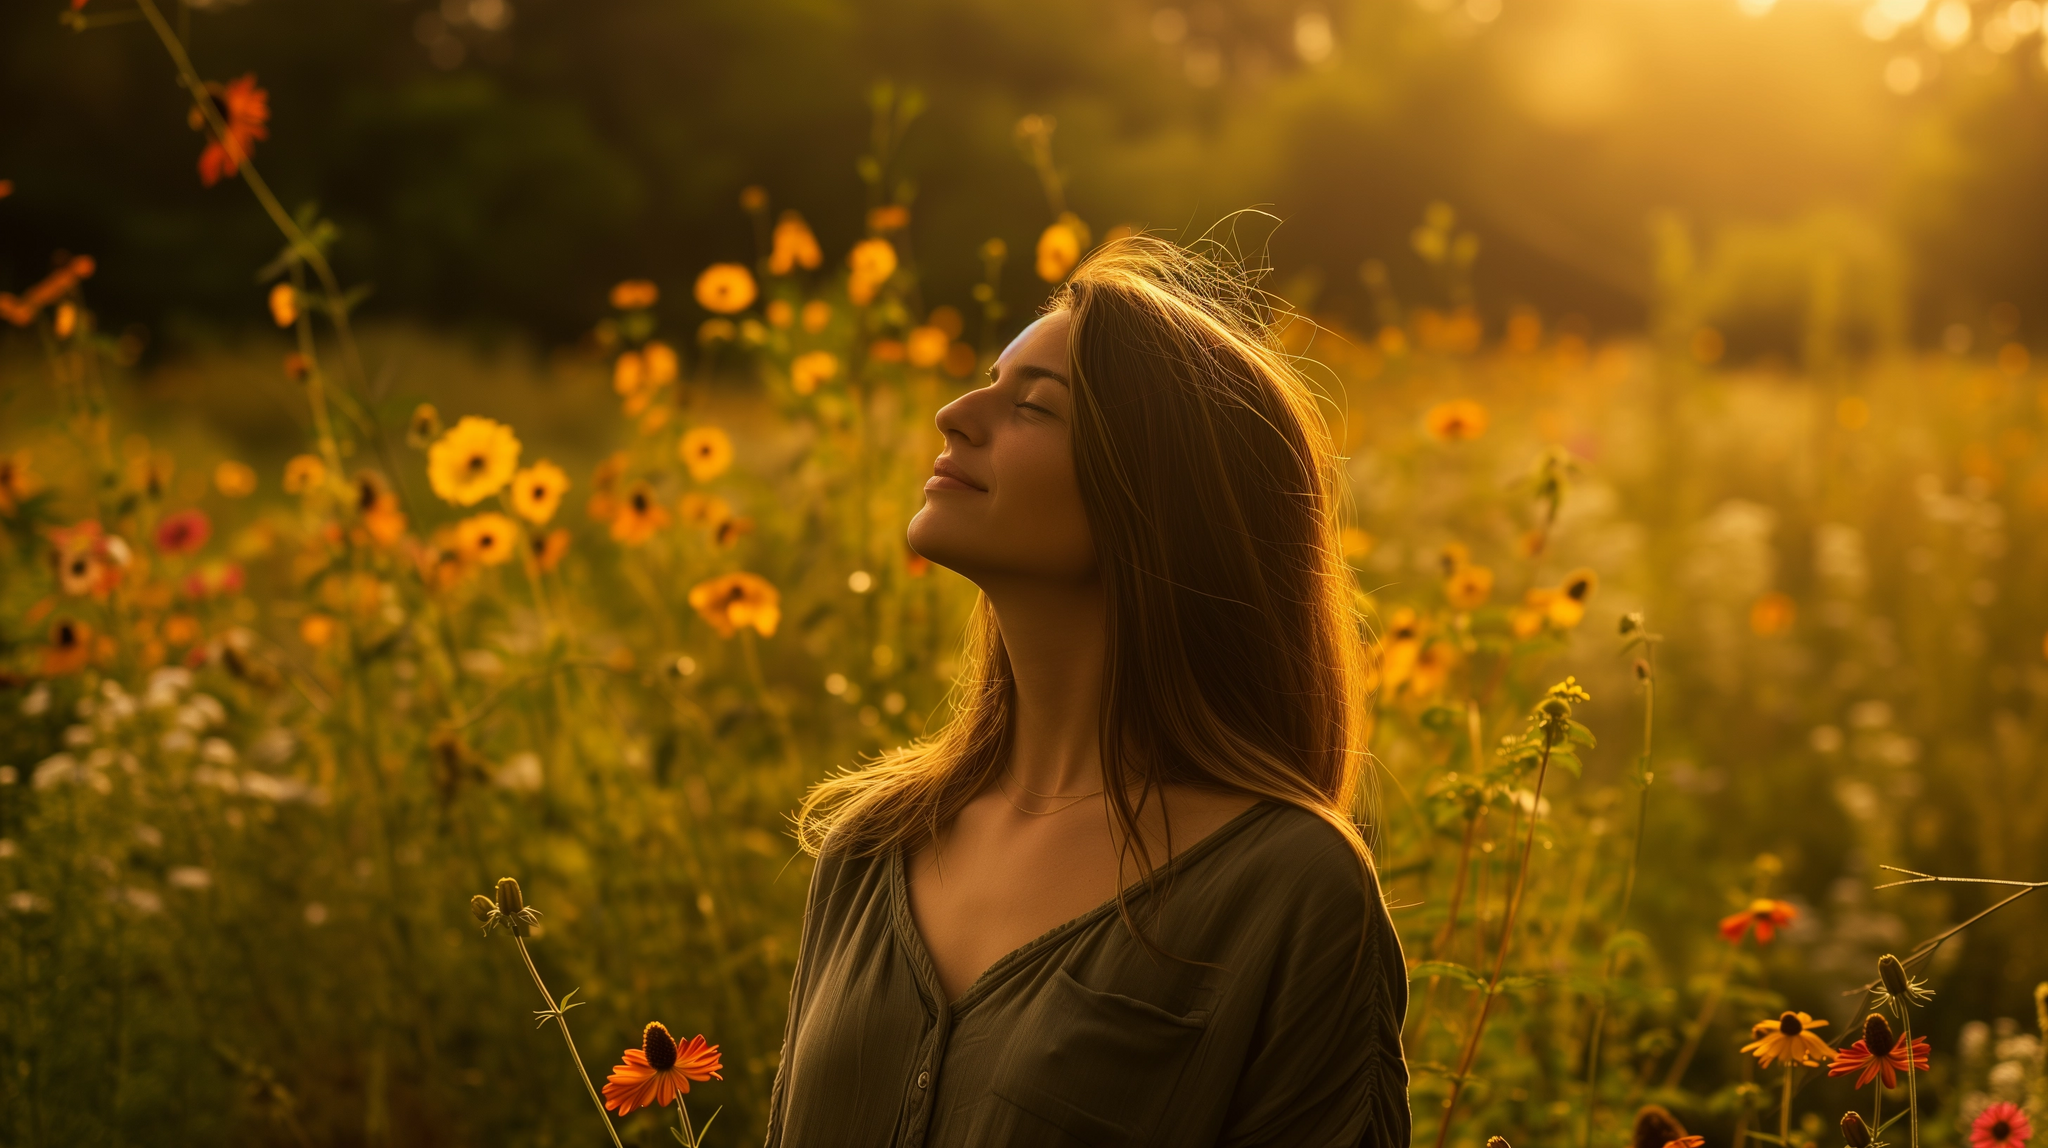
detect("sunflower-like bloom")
[1971,1103,2032,1148]
[1720,898,1798,945]
[689,572,781,638]
[510,461,570,525]
[455,513,519,567]
[847,239,898,306]
[43,618,93,676]
[427,416,521,506]
[680,427,734,483]
[601,1022,722,1116]
[188,74,270,187]
[50,520,125,598]
[694,264,758,315]
[1741,1011,1834,1068]
[769,212,823,275]
[610,483,671,545]
[1425,399,1488,441]
[1446,564,1494,610]
[1829,1013,1930,1090]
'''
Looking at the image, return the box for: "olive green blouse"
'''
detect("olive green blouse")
[762,800,1410,1147]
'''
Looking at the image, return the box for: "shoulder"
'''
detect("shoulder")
[1187,801,1396,943]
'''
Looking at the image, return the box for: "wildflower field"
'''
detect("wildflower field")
[5,2,2048,1147]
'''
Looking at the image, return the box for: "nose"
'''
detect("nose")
[934,385,991,447]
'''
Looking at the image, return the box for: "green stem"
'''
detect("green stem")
[513,937,625,1148]
[1900,1010,1919,1148]
[1432,729,1558,1148]
[1781,1063,1793,1148]
[1582,663,1654,1147]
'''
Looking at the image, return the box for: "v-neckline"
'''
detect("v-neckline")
[890,798,1278,1016]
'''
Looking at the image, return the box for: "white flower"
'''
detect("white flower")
[177,694,226,731]
[303,902,329,926]
[0,766,16,786]
[1993,1034,2039,1063]
[160,728,197,756]
[250,728,296,765]
[31,753,80,790]
[0,838,16,859]
[6,890,49,913]
[167,867,212,890]
[20,684,50,716]
[62,724,95,748]
[199,738,238,765]
[1989,1059,2027,1099]
[133,824,163,849]
[120,887,163,914]
[1959,1021,1991,1059]
[144,666,194,708]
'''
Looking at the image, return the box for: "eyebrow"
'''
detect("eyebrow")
[988,363,1070,387]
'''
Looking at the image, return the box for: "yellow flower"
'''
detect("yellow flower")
[688,572,781,638]
[847,239,898,306]
[407,403,443,448]
[1511,588,1552,638]
[769,211,823,275]
[1036,214,1087,282]
[679,492,734,530]
[766,299,794,328]
[694,263,758,314]
[1741,1012,1834,1068]
[643,341,678,385]
[801,299,832,333]
[1547,567,1597,628]
[611,279,659,310]
[610,483,671,545]
[510,460,570,525]
[907,325,950,368]
[614,351,646,397]
[427,416,521,506]
[283,454,327,495]
[680,427,734,482]
[1426,399,1488,441]
[790,347,839,396]
[456,512,519,566]
[1447,564,1494,610]
[268,282,297,327]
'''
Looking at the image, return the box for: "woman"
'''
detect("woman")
[764,235,1409,1147]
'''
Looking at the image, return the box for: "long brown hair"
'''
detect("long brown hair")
[794,233,1374,904]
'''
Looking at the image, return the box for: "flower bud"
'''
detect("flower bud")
[1842,1111,1872,1148]
[1486,1138,1512,1148]
[495,876,524,917]
[1862,1013,1897,1057]
[470,894,496,923]
[1632,1105,1689,1148]
[1540,697,1570,719]
[1619,612,1642,636]
[1878,954,1909,1000]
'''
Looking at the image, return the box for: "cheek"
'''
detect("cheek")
[990,433,1093,557]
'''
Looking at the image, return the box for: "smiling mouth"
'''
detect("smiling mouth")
[927,457,986,492]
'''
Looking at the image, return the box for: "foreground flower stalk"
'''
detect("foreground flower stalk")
[472,879,626,1148]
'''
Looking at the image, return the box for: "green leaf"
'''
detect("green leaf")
[1567,719,1597,748]
[1410,960,1486,990]
[1549,749,1583,777]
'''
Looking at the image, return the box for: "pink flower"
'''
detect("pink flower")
[1972,1103,2032,1148]
[154,509,212,555]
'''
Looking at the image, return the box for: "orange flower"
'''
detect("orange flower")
[610,279,659,310]
[867,204,910,232]
[586,452,629,521]
[50,521,125,598]
[1830,1013,1930,1090]
[529,527,570,573]
[800,299,832,333]
[510,461,570,525]
[689,572,780,638]
[0,451,44,514]
[188,74,270,187]
[766,299,794,328]
[1719,898,1797,944]
[283,454,328,495]
[1425,399,1488,441]
[769,212,823,275]
[427,416,521,506]
[213,459,256,498]
[299,614,337,648]
[610,483,671,545]
[268,283,297,327]
[680,427,734,483]
[1740,1011,1834,1068]
[1750,591,1796,636]
[790,350,839,395]
[352,472,408,546]
[694,264,758,314]
[713,516,755,548]
[42,618,93,676]
[455,513,519,566]
[679,492,733,530]
[1036,214,1086,282]
[601,1022,722,1116]
[847,239,897,306]
[907,325,950,368]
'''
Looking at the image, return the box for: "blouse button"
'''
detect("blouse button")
[916,1070,930,1090]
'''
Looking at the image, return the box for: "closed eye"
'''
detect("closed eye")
[1015,401,1054,416]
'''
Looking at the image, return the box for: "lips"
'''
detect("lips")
[927,456,986,492]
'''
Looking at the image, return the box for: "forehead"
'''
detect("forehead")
[995,311,1071,373]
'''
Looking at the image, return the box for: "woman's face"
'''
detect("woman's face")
[906,311,1096,585]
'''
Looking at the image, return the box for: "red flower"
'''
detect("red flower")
[1829,1013,1930,1090]
[1971,1103,2032,1148]
[189,74,269,187]
[1718,898,1797,944]
[601,1022,721,1116]
[183,561,244,599]
[154,509,212,555]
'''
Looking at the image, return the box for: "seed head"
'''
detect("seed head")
[1842,1111,1872,1148]
[1874,953,1934,1014]
[1632,1105,1689,1148]
[643,1021,680,1072]
[1862,1013,1897,1057]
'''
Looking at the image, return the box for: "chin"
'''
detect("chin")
[905,508,969,574]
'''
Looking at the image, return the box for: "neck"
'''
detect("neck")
[983,573,1108,797]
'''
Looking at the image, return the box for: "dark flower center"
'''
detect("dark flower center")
[1991,1122,2010,1140]
[55,622,79,648]
[632,491,650,513]
[1778,1013,1802,1036]
[643,1023,678,1072]
[466,453,486,473]
[1863,1014,1896,1056]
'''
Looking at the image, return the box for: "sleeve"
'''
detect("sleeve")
[1216,839,1412,1148]
[761,848,834,1148]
